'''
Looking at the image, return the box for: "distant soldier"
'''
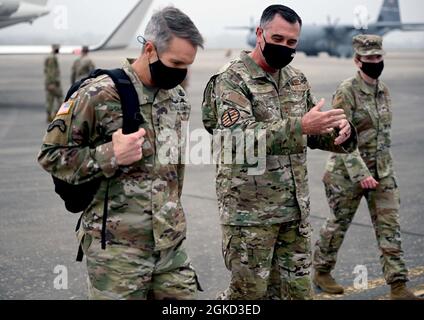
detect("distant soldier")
[38,7,203,299]
[71,45,95,84]
[313,35,423,300]
[44,44,63,122]
[202,5,357,300]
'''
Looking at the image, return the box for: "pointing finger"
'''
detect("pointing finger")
[312,98,326,111]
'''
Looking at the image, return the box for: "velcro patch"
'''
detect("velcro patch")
[47,119,67,133]
[291,84,309,91]
[290,77,309,91]
[221,108,240,128]
[56,100,74,116]
[70,91,78,99]
[224,92,250,108]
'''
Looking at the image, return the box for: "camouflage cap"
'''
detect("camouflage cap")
[352,34,385,56]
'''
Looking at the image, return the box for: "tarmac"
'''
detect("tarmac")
[0,48,423,299]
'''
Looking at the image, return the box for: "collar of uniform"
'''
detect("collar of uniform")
[355,72,385,95]
[240,51,268,79]
[240,51,296,88]
[122,58,158,105]
[279,65,299,88]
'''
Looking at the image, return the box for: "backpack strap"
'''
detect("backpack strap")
[99,69,144,134]
[69,68,144,261]
[66,68,144,133]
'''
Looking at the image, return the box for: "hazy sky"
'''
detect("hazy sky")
[1,0,423,48]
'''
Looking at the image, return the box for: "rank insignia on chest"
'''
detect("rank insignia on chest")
[290,77,309,91]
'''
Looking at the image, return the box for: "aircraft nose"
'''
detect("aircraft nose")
[13,2,50,19]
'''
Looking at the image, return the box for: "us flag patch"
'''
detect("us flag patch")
[56,100,74,116]
[221,108,240,128]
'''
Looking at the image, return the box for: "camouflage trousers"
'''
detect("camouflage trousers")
[80,233,200,300]
[313,173,408,284]
[45,85,63,120]
[218,220,313,300]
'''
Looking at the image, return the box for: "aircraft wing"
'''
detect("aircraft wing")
[399,23,424,31]
[23,0,48,5]
[372,22,424,31]
[0,45,83,54]
[0,0,152,54]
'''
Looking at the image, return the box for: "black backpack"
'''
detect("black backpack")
[52,68,144,260]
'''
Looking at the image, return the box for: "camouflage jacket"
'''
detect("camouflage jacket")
[38,59,190,251]
[202,51,357,226]
[44,53,61,88]
[325,72,394,182]
[71,56,96,84]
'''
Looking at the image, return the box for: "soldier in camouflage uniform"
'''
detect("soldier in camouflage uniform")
[313,35,422,300]
[71,46,96,84]
[202,5,358,300]
[38,7,204,300]
[44,44,63,122]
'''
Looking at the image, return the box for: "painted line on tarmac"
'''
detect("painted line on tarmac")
[184,193,424,237]
[0,146,38,156]
[315,265,424,300]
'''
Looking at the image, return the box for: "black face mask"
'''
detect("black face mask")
[360,60,384,80]
[149,57,187,90]
[261,35,296,69]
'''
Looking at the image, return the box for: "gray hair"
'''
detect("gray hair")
[143,6,204,54]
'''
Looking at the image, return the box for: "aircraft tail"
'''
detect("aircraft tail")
[373,0,424,32]
[377,0,401,23]
[91,0,153,51]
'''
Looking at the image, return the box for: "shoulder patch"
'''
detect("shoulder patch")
[56,100,74,116]
[47,119,67,133]
[218,59,237,74]
[224,92,250,108]
[221,108,240,128]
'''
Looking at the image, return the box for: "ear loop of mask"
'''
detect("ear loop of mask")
[258,28,266,52]
[137,35,157,65]
[137,35,147,46]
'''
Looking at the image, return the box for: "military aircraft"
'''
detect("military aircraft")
[235,0,424,57]
[0,0,152,54]
[0,0,49,29]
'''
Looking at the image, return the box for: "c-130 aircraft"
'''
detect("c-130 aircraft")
[235,0,424,58]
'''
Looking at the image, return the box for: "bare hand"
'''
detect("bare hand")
[301,99,346,135]
[334,119,352,145]
[360,176,379,189]
[112,128,146,166]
